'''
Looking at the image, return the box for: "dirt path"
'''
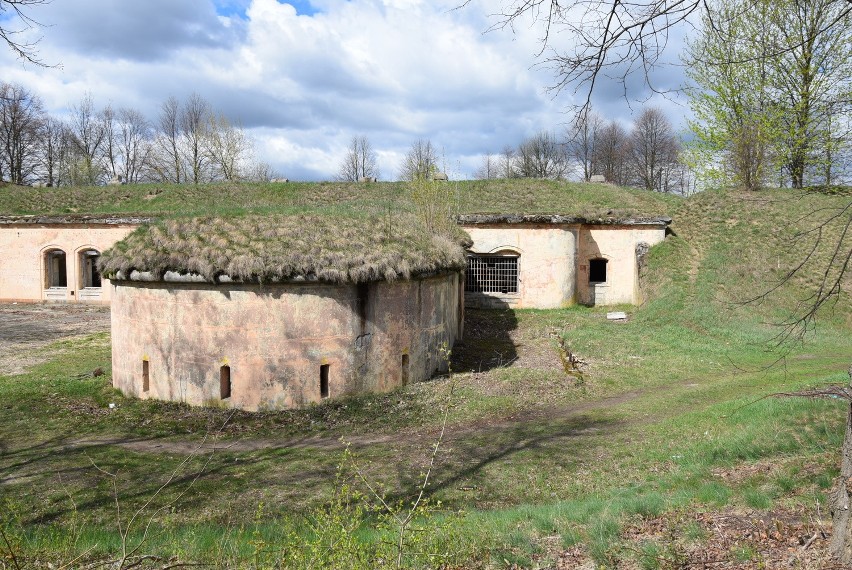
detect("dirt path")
[0,303,111,376]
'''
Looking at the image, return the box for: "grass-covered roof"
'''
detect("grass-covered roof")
[0,179,678,218]
[0,179,676,284]
[98,213,472,284]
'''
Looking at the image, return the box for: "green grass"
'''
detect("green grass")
[0,179,677,218]
[0,182,850,568]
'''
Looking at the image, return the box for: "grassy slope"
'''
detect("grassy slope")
[0,179,678,218]
[0,182,850,568]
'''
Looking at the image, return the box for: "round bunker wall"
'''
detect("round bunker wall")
[110,272,462,410]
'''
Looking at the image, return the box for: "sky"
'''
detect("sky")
[0,0,692,181]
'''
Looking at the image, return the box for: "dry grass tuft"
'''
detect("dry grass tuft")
[99,213,471,284]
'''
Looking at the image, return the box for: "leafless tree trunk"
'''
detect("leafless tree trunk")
[628,107,681,192]
[499,145,516,179]
[179,93,211,185]
[117,108,152,183]
[474,152,498,179]
[68,92,106,185]
[36,115,66,186]
[567,110,604,181]
[516,131,568,179]
[595,121,628,185]
[0,81,44,184]
[101,104,119,180]
[337,135,379,181]
[399,139,438,181]
[152,96,182,183]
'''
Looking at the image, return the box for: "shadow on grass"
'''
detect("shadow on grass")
[386,413,619,507]
[453,307,519,373]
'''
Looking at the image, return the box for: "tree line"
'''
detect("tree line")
[474,106,690,194]
[0,83,275,186]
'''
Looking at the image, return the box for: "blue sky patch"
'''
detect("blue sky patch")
[277,0,319,16]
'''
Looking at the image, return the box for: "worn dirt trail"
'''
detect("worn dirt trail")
[0,303,110,376]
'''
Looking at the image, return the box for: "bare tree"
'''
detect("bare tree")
[474,152,499,180]
[205,113,251,182]
[100,104,119,180]
[67,92,106,185]
[499,145,517,179]
[566,110,604,181]
[117,108,152,183]
[337,135,379,181]
[515,131,568,179]
[399,139,438,181]
[179,93,211,185]
[0,81,44,184]
[627,107,681,192]
[595,120,629,185]
[152,96,182,183]
[0,0,50,66]
[36,115,67,186]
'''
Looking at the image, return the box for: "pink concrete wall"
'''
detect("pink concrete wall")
[462,224,577,309]
[110,273,460,410]
[461,223,667,308]
[0,224,137,303]
[577,225,666,305]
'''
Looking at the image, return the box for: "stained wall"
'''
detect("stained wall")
[0,221,139,303]
[110,273,461,410]
[461,222,667,308]
[576,225,667,305]
[462,224,578,309]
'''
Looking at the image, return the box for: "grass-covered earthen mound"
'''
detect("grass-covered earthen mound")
[98,213,472,284]
[0,179,678,218]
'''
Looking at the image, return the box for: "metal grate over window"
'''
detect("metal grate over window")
[465,255,519,294]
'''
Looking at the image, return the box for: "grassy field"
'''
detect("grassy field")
[0,182,850,568]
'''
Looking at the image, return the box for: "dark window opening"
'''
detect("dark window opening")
[465,255,519,294]
[356,283,369,333]
[320,364,330,399]
[80,250,102,288]
[589,258,608,283]
[142,360,149,392]
[401,354,410,386]
[220,365,231,399]
[45,250,67,288]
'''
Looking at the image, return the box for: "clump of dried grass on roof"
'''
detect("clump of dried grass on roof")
[99,213,472,284]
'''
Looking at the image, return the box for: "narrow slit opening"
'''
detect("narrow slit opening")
[401,354,410,386]
[220,365,231,399]
[320,364,330,399]
[142,360,149,392]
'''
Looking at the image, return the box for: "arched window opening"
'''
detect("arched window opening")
[45,250,67,288]
[465,253,519,294]
[80,249,102,288]
[589,258,608,284]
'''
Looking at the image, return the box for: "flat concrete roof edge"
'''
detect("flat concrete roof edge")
[0,214,155,225]
[456,213,672,226]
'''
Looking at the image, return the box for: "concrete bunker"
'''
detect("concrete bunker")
[459,214,671,308]
[0,215,149,303]
[100,214,469,411]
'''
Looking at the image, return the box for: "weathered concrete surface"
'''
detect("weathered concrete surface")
[0,220,141,303]
[462,224,577,309]
[460,221,668,308]
[577,225,666,305]
[110,273,461,410]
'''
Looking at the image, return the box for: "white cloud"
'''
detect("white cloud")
[1,0,691,180]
